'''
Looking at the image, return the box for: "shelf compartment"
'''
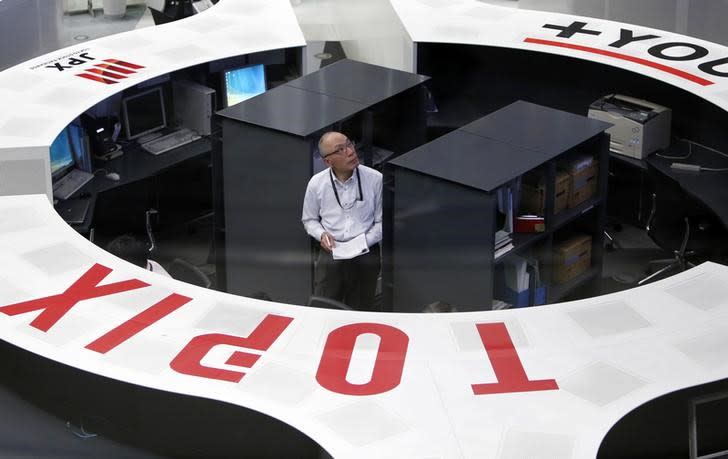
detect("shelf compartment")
[548,265,599,303]
[551,196,602,231]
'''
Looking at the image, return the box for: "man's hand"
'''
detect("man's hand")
[320,233,336,253]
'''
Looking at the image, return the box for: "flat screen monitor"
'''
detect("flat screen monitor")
[689,391,728,458]
[192,0,214,13]
[223,64,266,107]
[122,86,167,140]
[50,123,89,179]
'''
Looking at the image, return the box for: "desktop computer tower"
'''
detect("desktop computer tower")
[172,80,216,136]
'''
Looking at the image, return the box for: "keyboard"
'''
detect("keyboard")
[142,128,201,156]
[52,168,94,200]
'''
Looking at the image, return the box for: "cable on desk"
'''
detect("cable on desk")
[697,166,728,172]
[655,137,692,160]
[682,137,728,160]
[668,139,728,172]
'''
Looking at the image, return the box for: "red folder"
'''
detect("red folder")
[515,216,545,233]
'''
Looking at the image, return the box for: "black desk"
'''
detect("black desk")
[647,142,728,228]
[56,138,212,235]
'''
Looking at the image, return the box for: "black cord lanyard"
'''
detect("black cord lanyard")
[329,167,362,209]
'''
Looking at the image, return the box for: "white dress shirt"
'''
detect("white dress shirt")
[302,165,382,247]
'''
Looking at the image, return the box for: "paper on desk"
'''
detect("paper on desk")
[332,234,369,260]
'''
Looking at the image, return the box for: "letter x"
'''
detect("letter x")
[0,263,148,332]
[543,21,601,39]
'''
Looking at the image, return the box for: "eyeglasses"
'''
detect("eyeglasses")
[323,140,355,159]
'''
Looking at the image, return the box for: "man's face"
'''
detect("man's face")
[322,133,359,173]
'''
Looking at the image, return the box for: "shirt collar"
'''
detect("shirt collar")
[330,166,358,185]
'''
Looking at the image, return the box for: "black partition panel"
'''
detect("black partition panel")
[390,167,496,312]
[217,59,430,304]
[221,121,314,303]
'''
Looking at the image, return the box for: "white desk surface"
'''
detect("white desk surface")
[2,195,728,458]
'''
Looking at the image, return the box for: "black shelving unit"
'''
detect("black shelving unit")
[384,100,611,312]
[216,59,430,304]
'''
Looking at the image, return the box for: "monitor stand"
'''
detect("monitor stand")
[94,142,123,162]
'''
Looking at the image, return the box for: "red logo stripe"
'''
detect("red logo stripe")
[76,73,118,84]
[524,37,714,86]
[103,59,145,70]
[86,67,127,79]
[93,63,137,75]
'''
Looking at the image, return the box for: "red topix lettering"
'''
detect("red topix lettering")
[86,293,192,354]
[316,323,409,396]
[471,322,558,395]
[169,314,293,383]
[0,263,148,332]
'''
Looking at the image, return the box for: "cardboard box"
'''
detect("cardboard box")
[553,234,592,284]
[520,171,570,215]
[563,156,598,208]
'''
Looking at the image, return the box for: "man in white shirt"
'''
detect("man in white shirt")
[302,131,382,310]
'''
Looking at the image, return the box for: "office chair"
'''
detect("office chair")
[637,164,722,285]
[168,258,212,289]
[604,169,624,252]
[145,208,159,255]
[306,295,353,311]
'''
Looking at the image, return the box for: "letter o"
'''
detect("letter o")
[648,42,709,61]
[316,323,409,396]
[699,57,728,77]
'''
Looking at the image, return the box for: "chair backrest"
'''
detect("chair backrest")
[646,163,720,252]
[307,295,353,311]
[168,258,212,289]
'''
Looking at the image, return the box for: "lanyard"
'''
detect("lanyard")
[329,167,363,209]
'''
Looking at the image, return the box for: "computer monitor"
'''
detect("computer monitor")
[192,0,214,13]
[222,64,266,107]
[50,122,90,180]
[689,391,728,459]
[121,86,167,141]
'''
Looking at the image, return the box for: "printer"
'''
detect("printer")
[588,94,671,159]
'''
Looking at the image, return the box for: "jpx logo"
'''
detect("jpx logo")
[76,59,146,85]
[45,52,97,72]
[528,20,728,86]
[40,51,145,84]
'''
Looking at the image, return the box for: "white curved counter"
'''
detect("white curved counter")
[1,1,728,457]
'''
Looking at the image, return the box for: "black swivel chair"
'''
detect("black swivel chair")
[638,163,722,285]
[168,258,212,288]
[144,208,212,289]
[149,0,194,25]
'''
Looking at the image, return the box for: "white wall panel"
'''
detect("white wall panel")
[608,0,678,33]
[687,0,728,47]
[335,0,414,72]
[0,0,62,71]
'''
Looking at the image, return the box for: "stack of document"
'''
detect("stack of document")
[494,229,513,259]
[332,234,369,260]
[492,299,511,310]
[503,255,530,293]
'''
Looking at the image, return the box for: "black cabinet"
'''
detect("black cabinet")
[216,59,430,304]
[384,101,611,312]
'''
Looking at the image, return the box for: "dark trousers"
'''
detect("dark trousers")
[314,244,380,311]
